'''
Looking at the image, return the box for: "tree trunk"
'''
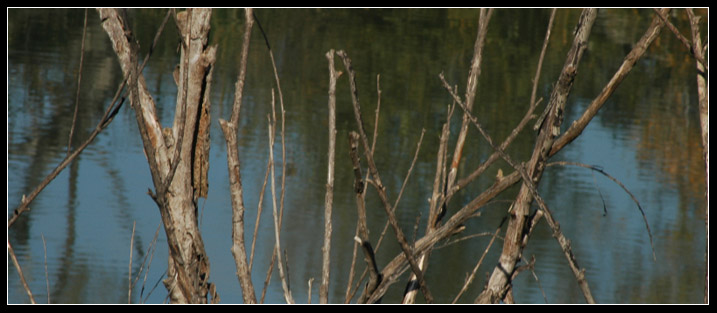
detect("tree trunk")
[98,8,217,303]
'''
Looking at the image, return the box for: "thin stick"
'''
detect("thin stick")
[550,8,669,156]
[253,14,292,303]
[438,73,538,212]
[229,9,254,126]
[547,161,656,260]
[345,74,380,303]
[320,49,339,304]
[8,240,36,304]
[307,278,314,304]
[452,223,502,303]
[268,91,294,304]
[138,222,162,303]
[684,8,708,304]
[449,8,552,191]
[250,159,270,270]
[10,6,172,226]
[529,9,556,111]
[394,129,426,216]
[221,8,257,304]
[476,8,598,304]
[366,169,523,304]
[355,236,383,304]
[652,9,707,70]
[400,129,432,304]
[348,132,375,303]
[446,8,493,194]
[452,66,598,303]
[41,234,50,303]
[128,221,136,304]
[67,8,88,156]
[337,50,433,303]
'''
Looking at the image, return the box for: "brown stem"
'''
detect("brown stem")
[446,8,493,194]
[337,50,434,304]
[221,8,257,304]
[684,8,708,304]
[8,240,36,304]
[550,8,669,156]
[476,8,598,304]
[320,49,339,304]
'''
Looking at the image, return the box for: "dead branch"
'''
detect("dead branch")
[652,9,707,71]
[349,131,370,243]
[67,8,88,156]
[345,74,382,303]
[446,8,493,194]
[8,240,36,304]
[366,169,523,304]
[247,12,292,303]
[450,63,597,303]
[547,161,656,258]
[267,91,295,303]
[128,221,136,303]
[7,6,172,228]
[683,8,708,304]
[550,8,670,156]
[452,10,555,196]
[476,8,598,304]
[337,50,434,304]
[320,49,340,304]
[452,223,502,304]
[219,8,257,304]
[355,236,383,304]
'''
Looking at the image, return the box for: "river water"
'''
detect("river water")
[8,8,707,304]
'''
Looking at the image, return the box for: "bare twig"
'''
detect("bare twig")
[684,8,708,304]
[366,169,523,304]
[249,12,292,303]
[446,8,493,194]
[128,221,136,304]
[138,223,162,303]
[438,7,550,199]
[250,160,271,271]
[399,129,428,304]
[41,234,50,303]
[451,63,598,303]
[367,10,554,296]
[652,8,707,71]
[438,73,539,205]
[345,74,381,303]
[530,9,556,111]
[452,222,502,303]
[348,131,375,303]
[307,278,314,304]
[547,161,656,260]
[337,50,434,303]
[268,91,294,304]
[355,235,383,304]
[8,240,36,304]
[320,49,339,304]
[9,8,171,229]
[477,8,598,304]
[220,8,257,304]
[67,8,88,156]
[550,8,669,156]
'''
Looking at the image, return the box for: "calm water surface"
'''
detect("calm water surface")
[8,8,707,304]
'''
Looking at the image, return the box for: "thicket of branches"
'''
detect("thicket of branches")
[9,8,708,304]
